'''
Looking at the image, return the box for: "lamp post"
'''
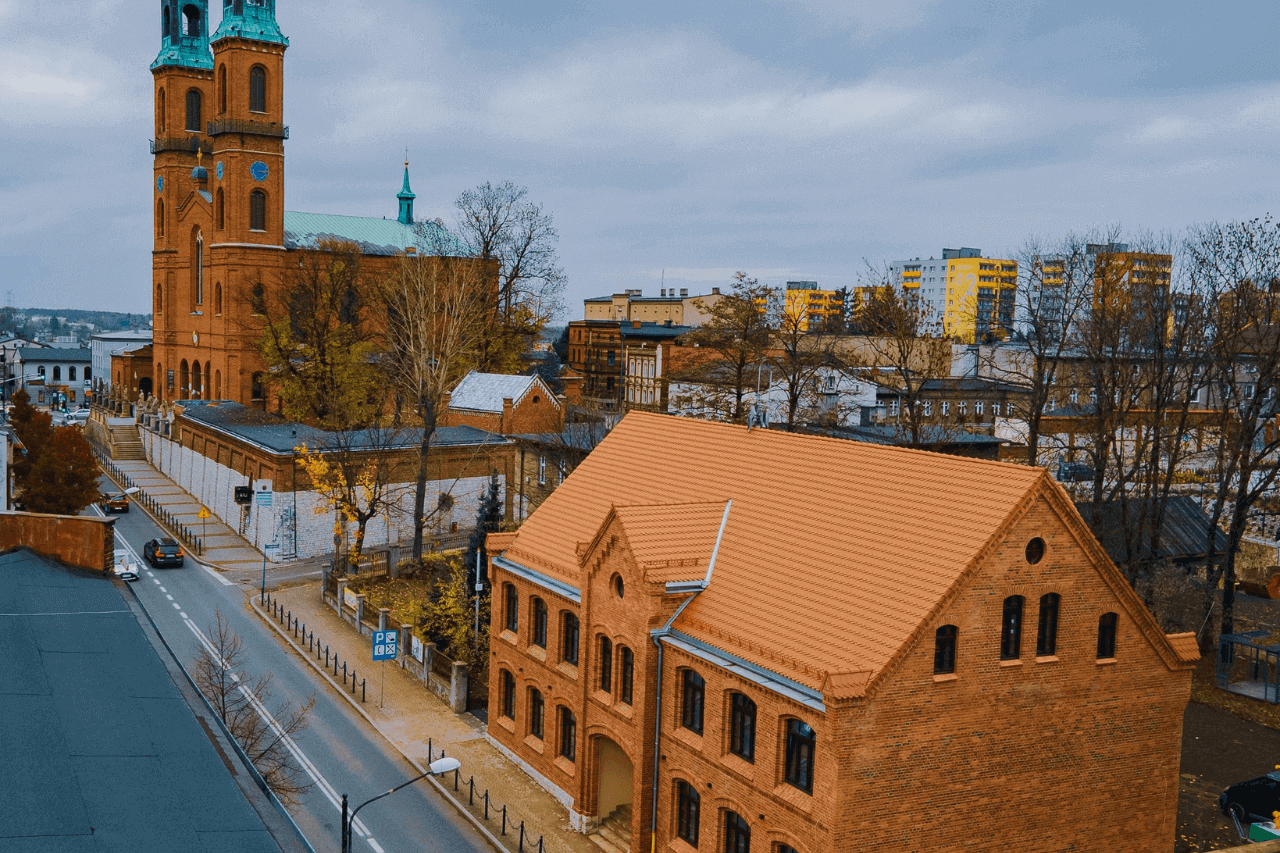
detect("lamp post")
[341,756,461,852]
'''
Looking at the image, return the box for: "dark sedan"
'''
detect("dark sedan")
[143,538,184,569]
[1221,771,1280,823]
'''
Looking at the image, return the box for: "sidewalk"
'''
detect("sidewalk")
[99,447,599,853]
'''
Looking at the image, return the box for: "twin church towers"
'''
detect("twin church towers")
[150,1,429,407]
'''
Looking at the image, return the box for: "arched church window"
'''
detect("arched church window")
[162,5,171,38]
[185,89,202,133]
[53,367,61,382]
[215,188,224,230]
[194,230,204,305]
[157,88,166,133]
[156,283,163,313]
[249,66,267,113]
[156,200,165,238]
[250,190,266,232]
[181,4,201,37]
[214,282,223,315]
[218,65,227,115]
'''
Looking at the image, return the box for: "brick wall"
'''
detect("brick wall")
[0,512,114,573]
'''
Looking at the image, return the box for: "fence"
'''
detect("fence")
[96,451,206,557]
[262,590,369,703]
[426,738,546,853]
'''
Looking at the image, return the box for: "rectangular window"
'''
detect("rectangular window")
[934,625,957,674]
[559,707,577,761]
[562,613,580,665]
[974,400,984,416]
[538,455,546,486]
[783,720,815,793]
[620,646,634,705]
[530,689,544,739]
[728,692,756,761]
[1001,595,1024,660]
[1097,612,1118,659]
[681,670,705,734]
[558,459,567,484]
[504,583,518,633]
[923,400,932,417]
[941,401,950,417]
[599,636,613,693]
[501,670,515,719]
[676,780,700,847]
[532,598,547,648]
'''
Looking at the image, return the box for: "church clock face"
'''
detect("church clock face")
[216,161,224,180]
[156,175,164,193]
[250,161,269,182]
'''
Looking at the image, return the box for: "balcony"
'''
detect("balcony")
[206,118,289,139]
[150,136,213,155]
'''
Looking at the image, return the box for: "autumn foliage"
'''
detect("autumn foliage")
[10,388,102,515]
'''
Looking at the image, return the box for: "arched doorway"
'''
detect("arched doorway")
[191,360,202,398]
[179,360,189,397]
[213,369,221,400]
[594,736,633,846]
[139,377,153,398]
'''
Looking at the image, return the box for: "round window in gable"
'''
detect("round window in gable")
[533,395,540,404]
[1025,537,1046,565]
[613,574,624,598]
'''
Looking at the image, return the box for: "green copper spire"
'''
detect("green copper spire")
[152,1,214,70]
[212,0,289,46]
[397,160,416,225]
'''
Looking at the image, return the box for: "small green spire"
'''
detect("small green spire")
[397,159,416,225]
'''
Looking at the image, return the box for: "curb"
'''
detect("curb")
[249,594,511,853]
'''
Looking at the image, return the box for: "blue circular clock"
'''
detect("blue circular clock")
[156,175,164,193]
[216,161,224,180]
[250,161,269,182]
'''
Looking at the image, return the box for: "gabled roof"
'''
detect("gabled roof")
[607,502,728,585]
[448,371,556,414]
[282,211,464,257]
[501,412,1048,693]
[16,347,91,363]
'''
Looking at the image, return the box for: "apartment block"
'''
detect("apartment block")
[891,248,1017,342]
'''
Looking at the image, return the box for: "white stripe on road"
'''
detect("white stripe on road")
[166,594,173,600]
[200,562,235,587]
[172,602,181,610]
[368,838,385,853]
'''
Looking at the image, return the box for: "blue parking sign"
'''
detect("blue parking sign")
[372,630,397,661]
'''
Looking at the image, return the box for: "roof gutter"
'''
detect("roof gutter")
[649,499,729,853]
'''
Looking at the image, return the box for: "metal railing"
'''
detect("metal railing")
[95,451,205,557]
[262,591,368,703]
[150,136,213,155]
[426,739,546,853]
[207,118,289,139]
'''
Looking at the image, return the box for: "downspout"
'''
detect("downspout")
[649,500,731,853]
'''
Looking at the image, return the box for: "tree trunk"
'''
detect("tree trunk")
[411,416,438,564]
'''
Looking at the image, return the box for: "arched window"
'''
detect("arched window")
[1036,593,1060,657]
[729,692,756,761]
[1000,595,1024,660]
[561,612,579,665]
[179,360,189,395]
[156,282,163,313]
[214,369,221,399]
[162,5,171,38]
[36,367,45,380]
[934,625,958,674]
[619,645,634,705]
[157,87,166,133]
[250,190,266,231]
[185,89,202,132]
[503,583,518,633]
[191,360,202,398]
[181,4,201,36]
[214,282,222,315]
[528,688,544,739]
[217,65,227,114]
[680,669,704,734]
[675,780,700,847]
[784,719,815,793]
[249,65,267,113]
[215,188,224,230]
[69,367,76,382]
[599,635,613,693]
[499,670,515,720]
[1097,612,1119,660]
[52,366,61,382]
[156,199,165,237]
[193,230,204,305]
[558,706,576,761]
[724,812,750,853]
[251,371,264,401]
[531,597,547,648]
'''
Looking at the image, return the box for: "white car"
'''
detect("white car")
[112,549,139,582]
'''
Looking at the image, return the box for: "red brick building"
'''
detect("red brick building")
[442,371,564,435]
[485,412,1197,853]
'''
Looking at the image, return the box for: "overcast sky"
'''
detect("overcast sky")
[3,1,1279,317]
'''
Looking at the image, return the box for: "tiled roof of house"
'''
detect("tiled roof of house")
[502,411,1050,693]
[1165,632,1200,664]
[449,371,554,413]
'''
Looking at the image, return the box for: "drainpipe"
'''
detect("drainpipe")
[648,500,731,853]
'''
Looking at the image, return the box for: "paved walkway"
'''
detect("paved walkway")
[99,452,600,853]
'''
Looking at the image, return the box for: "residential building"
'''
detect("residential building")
[485,412,1197,853]
[442,371,565,435]
[510,421,615,522]
[566,320,692,410]
[0,337,45,404]
[14,347,92,408]
[777,281,845,331]
[584,288,724,327]
[891,248,1017,342]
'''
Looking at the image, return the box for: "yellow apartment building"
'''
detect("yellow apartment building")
[890,249,1017,342]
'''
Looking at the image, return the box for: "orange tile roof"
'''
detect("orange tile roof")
[501,412,1049,692]
[1164,632,1201,664]
[607,502,729,585]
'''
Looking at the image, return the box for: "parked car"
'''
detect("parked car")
[101,492,130,513]
[1221,771,1280,823]
[66,410,90,426]
[111,549,139,582]
[143,538,184,568]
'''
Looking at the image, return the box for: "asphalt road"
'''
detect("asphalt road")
[94,491,494,853]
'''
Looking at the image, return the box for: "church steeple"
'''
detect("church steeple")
[212,0,288,46]
[153,1,214,70]
[397,160,416,225]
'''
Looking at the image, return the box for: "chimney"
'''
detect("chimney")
[501,397,514,433]
[680,288,688,297]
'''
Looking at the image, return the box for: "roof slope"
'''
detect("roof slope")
[283,211,464,257]
[1075,496,1228,565]
[502,411,1046,691]
[449,371,546,413]
[610,502,728,585]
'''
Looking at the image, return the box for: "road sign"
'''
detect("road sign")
[372,630,397,661]
[197,507,211,519]
[264,543,280,552]
[256,490,273,507]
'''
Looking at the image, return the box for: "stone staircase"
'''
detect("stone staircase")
[109,423,146,461]
[589,804,631,853]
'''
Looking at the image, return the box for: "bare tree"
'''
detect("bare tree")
[767,289,841,431]
[454,182,565,372]
[375,253,490,563]
[192,611,315,806]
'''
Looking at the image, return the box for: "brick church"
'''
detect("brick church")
[150,0,461,407]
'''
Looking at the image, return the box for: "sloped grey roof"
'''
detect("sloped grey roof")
[1075,496,1228,566]
[283,211,465,257]
[17,347,91,363]
[449,371,549,413]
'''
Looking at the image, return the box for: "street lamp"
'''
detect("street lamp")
[341,756,461,852]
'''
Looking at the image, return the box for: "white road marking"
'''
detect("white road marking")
[152,579,161,585]
[180,612,187,619]
[368,838,385,853]
[182,618,375,840]
[165,594,173,600]
[200,562,235,587]
[172,602,181,610]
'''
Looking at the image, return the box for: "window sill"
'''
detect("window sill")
[1035,655,1059,665]
[527,645,546,662]
[523,735,544,754]
[190,311,203,316]
[999,659,1022,667]
[554,756,576,777]
[719,750,756,782]
[613,701,634,720]
[495,715,515,734]
[668,838,699,853]
[1097,657,1118,666]
[557,661,579,679]
[670,726,704,751]
[499,629,517,645]
[771,781,814,813]
[592,689,613,707]
[932,673,958,683]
